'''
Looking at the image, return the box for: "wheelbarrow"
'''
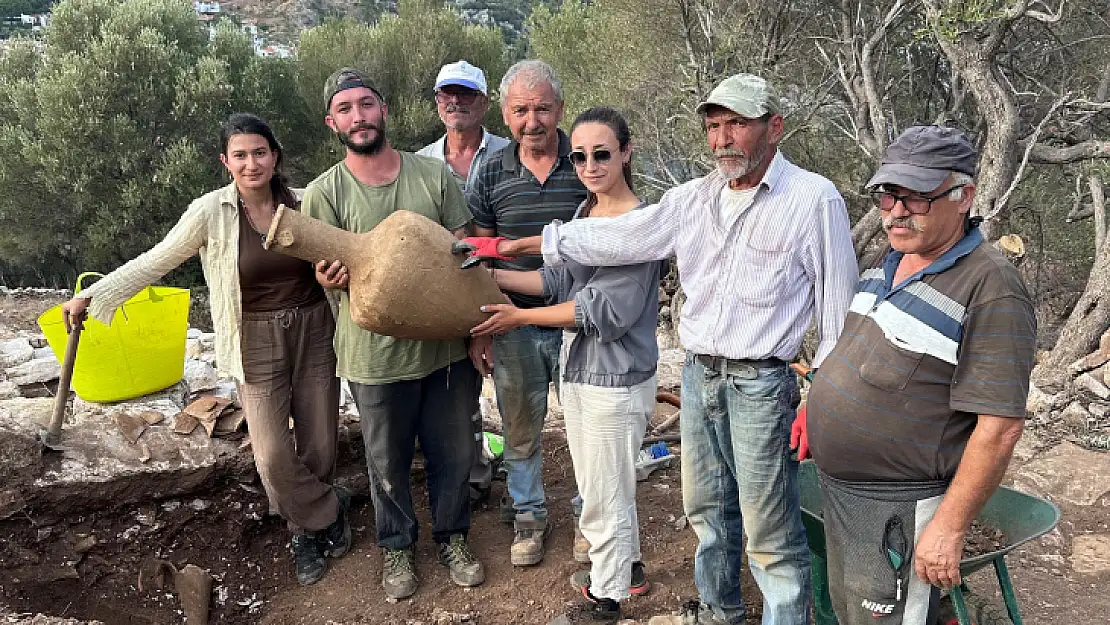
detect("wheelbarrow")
[798,461,1060,625]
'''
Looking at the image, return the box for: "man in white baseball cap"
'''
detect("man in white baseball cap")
[418,61,509,511]
[418,60,510,195]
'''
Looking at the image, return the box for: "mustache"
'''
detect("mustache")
[522,128,546,135]
[349,122,380,133]
[883,215,925,232]
[714,148,747,158]
[444,104,471,114]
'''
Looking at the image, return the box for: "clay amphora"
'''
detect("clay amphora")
[264,205,507,340]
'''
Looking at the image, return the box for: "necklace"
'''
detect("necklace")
[240,199,276,243]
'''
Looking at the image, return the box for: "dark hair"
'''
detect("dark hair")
[219,113,299,209]
[570,106,634,215]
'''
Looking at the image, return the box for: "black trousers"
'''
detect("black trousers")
[350,359,479,548]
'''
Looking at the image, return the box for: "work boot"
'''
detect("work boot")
[381,546,418,599]
[291,533,326,586]
[511,511,550,566]
[572,522,591,564]
[437,534,485,587]
[320,486,352,558]
[680,600,735,625]
[499,495,516,524]
[548,594,621,624]
[570,561,650,597]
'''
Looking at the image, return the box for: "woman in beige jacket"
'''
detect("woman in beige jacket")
[62,113,349,586]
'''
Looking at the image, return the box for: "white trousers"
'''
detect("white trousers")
[562,333,655,600]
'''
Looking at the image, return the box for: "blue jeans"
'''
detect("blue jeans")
[681,355,811,625]
[493,325,562,517]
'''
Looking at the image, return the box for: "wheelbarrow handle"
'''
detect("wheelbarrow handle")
[45,315,84,441]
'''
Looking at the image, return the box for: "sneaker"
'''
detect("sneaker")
[510,511,550,566]
[548,595,621,624]
[680,600,734,625]
[572,522,591,564]
[320,486,352,558]
[569,561,650,597]
[381,546,418,599]
[437,534,485,587]
[291,533,326,586]
[499,495,516,524]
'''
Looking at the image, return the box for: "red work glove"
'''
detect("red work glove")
[790,404,810,460]
[459,236,513,261]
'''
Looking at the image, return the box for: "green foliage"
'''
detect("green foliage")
[295,0,508,166]
[0,0,50,18]
[0,0,300,286]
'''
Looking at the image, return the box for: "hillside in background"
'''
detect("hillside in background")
[219,0,540,45]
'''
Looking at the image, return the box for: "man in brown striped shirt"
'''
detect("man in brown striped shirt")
[798,126,1037,625]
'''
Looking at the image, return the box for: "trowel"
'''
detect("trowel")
[38,312,84,452]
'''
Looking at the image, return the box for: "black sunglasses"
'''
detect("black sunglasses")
[568,149,613,167]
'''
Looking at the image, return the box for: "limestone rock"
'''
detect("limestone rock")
[184,359,218,393]
[1061,401,1090,431]
[1025,382,1060,415]
[185,338,203,360]
[5,356,60,385]
[1071,534,1110,575]
[1069,350,1110,375]
[0,380,19,400]
[1090,402,1110,419]
[1013,441,1110,506]
[1076,372,1110,400]
[0,338,34,368]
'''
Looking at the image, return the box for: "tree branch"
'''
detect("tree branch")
[1028,139,1110,163]
[990,93,1070,218]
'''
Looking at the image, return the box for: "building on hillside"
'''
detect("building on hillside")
[194,2,221,15]
[19,13,50,28]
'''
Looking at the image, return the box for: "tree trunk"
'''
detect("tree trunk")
[1035,176,1110,387]
[1093,175,1106,253]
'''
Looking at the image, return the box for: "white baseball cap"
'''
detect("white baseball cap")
[434,60,488,95]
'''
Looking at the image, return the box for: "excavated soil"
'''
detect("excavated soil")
[0,441,765,624]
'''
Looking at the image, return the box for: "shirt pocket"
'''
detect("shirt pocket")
[858,337,925,392]
[736,248,794,308]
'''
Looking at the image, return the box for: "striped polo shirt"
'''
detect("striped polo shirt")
[808,228,1037,482]
[468,129,586,308]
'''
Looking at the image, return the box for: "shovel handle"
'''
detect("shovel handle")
[46,315,84,440]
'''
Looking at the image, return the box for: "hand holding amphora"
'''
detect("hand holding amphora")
[264,206,508,339]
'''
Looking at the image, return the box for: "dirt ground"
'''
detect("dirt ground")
[1,290,1109,624]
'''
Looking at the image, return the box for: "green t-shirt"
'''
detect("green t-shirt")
[301,152,472,384]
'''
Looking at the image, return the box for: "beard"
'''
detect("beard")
[883,215,926,233]
[339,121,386,155]
[714,141,769,180]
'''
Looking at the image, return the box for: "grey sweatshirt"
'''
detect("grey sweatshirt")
[540,203,662,387]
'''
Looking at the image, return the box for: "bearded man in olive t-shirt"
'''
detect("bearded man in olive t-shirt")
[302,67,490,601]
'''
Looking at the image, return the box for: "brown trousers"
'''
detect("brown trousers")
[238,299,340,533]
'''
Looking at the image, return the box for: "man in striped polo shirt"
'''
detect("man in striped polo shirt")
[540,74,859,624]
[468,59,587,567]
[798,126,1037,625]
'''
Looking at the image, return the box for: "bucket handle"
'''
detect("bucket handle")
[75,271,163,303]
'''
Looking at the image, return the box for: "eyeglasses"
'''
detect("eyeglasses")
[434,89,480,105]
[568,149,613,167]
[870,185,965,215]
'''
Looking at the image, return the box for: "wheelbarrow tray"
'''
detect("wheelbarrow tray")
[798,461,1060,576]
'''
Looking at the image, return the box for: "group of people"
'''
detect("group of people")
[61,55,1037,625]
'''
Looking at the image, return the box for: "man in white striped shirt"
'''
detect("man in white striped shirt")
[540,74,858,624]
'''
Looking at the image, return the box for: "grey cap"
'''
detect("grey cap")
[866,125,978,192]
[323,67,384,112]
[695,74,780,118]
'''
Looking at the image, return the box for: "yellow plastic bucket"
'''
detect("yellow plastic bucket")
[37,272,191,403]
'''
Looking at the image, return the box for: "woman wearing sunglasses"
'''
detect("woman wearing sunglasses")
[469,107,662,624]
